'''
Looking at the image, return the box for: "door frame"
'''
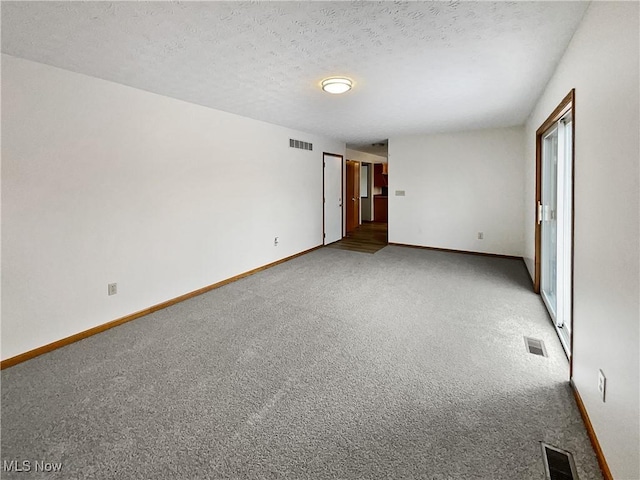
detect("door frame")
[345,160,361,234]
[322,152,344,244]
[534,89,575,374]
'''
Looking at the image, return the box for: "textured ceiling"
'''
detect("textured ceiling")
[2,1,589,145]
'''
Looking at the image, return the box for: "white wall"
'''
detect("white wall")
[1,54,345,361]
[0,55,3,359]
[524,3,639,478]
[388,127,525,256]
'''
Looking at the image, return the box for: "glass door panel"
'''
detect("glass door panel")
[541,127,558,320]
[558,118,572,347]
[540,112,573,356]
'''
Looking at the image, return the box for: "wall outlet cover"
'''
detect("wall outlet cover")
[598,369,606,402]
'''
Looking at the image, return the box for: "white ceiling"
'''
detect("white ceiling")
[2,1,589,146]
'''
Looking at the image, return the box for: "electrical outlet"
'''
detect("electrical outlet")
[477,232,484,240]
[274,236,279,247]
[108,283,117,296]
[597,369,606,402]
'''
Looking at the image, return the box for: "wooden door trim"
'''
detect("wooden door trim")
[534,89,574,292]
[534,89,575,378]
[345,160,361,234]
[322,152,344,244]
[356,162,360,227]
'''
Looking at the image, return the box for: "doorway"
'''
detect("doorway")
[535,90,575,359]
[323,153,343,245]
[346,160,360,234]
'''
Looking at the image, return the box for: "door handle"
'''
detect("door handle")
[537,202,542,225]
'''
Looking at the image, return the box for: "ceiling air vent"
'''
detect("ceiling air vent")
[290,138,313,151]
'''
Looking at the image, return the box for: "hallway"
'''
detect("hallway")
[326,222,388,254]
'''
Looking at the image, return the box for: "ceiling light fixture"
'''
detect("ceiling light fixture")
[321,77,352,94]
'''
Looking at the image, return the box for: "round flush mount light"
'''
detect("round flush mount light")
[321,77,353,94]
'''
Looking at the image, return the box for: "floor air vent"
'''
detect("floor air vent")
[541,443,578,480]
[290,138,313,151]
[524,336,547,357]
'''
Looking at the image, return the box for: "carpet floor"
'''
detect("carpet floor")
[1,246,602,479]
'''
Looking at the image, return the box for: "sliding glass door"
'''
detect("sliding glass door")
[541,126,558,318]
[540,112,573,354]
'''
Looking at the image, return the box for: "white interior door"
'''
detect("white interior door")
[323,153,342,244]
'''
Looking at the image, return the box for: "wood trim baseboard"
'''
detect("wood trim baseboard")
[0,245,322,370]
[388,242,523,260]
[571,380,613,480]
[522,258,536,290]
